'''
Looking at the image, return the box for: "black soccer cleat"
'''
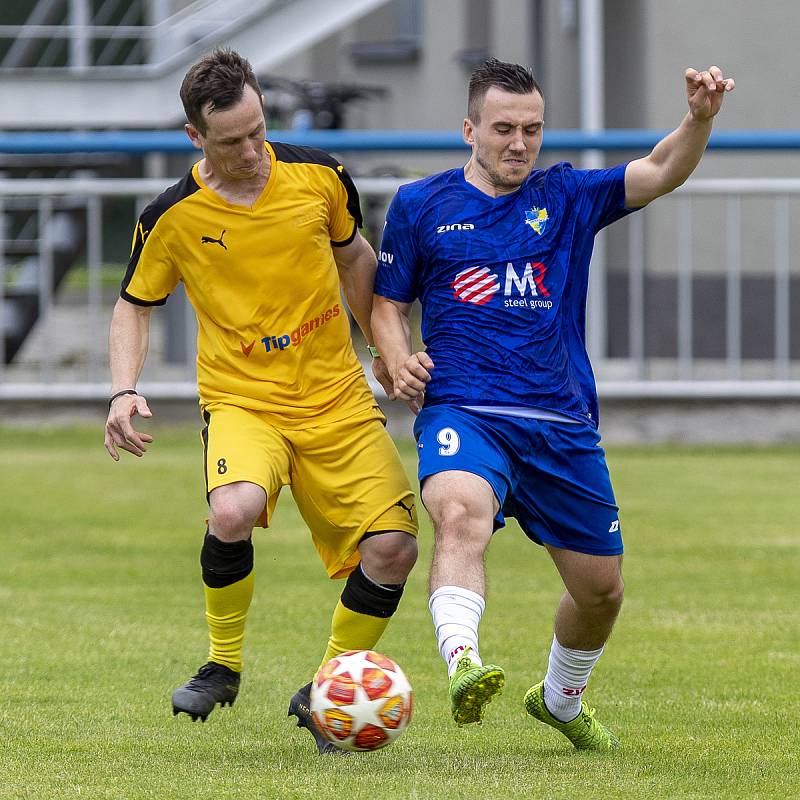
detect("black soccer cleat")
[288,681,346,755]
[171,661,240,722]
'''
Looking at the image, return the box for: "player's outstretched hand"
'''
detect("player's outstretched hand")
[685,66,734,121]
[392,351,434,415]
[104,393,154,460]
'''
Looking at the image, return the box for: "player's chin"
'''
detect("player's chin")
[501,161,531,180]
[233,162,260,176]
[499,170,529,189]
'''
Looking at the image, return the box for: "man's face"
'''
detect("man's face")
[464,87,545,192]
[185,85,267,181]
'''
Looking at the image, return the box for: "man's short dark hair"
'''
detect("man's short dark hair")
[180,48,262,134]
[467,58,543,123]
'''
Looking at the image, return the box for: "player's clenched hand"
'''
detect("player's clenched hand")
[371,356,395,398]
[104,394,154,460]
[392,351,434,413]
[685,66,734,121]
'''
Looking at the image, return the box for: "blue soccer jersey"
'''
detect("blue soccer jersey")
[375,162,637,425]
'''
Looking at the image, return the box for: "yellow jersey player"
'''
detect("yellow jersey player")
[103,49,418,754]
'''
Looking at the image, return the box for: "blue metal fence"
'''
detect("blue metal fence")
[2,129,800,154]
[1,131,798,426]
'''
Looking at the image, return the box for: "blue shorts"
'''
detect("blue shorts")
[414,405,623,556]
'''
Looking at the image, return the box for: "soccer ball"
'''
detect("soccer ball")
[310,650,413,752]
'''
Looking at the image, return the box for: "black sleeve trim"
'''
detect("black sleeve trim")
[331,222,358,247]
[120,289,168,307]
[334,163,363,229]
[271,141,363,228]
[121,171,200,299]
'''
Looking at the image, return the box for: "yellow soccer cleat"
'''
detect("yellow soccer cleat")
[524,680,619,750]
[448,649,505,726]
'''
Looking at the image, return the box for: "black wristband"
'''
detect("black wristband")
[108,389,138,408]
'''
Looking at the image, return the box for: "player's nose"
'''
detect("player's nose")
[508,131,526,151]
[242,140,259,159]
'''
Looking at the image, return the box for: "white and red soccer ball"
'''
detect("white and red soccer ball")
[310,650,413,752]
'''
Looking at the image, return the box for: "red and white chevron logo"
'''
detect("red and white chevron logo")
[451,266,500,305]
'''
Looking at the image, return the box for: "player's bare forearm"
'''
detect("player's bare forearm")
[334,233,379,347]
[371,296,412,377]
[105,298,154,460]
[109,298,150,391]
[372,296,433,411]
[625,113,712,207]
[625,66,734,208]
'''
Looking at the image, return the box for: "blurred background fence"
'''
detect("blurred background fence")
[1,0,799,441]
[2,132,799,413]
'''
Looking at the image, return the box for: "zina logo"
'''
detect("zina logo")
[437,223,474,234]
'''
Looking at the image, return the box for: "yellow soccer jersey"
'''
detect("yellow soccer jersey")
[122,141,375,426]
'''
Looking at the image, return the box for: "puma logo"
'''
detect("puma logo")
[394,499,415,521]
[201,230,227,249]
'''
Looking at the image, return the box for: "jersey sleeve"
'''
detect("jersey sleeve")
[328,161,363,247]
[120,213,180,306]
[563,163,635,232]
[374,189,421,303]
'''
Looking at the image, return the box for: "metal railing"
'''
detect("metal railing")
[3,129,800,153]
[621,179,799,387]
[0,174,798,401]
[0,0,279,70]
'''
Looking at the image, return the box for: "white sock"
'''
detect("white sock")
[429,585,485,677]
[542,635,604,722]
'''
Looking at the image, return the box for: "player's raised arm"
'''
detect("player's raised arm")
[625,66,735,208]
[104,298,154,460]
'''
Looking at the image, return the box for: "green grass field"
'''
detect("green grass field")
[1,425,798,799]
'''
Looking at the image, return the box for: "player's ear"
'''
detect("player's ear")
[463,118,475,146]
[184,123,203,150]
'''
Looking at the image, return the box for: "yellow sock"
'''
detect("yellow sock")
[317,599,390,676]
[204,571,254,673]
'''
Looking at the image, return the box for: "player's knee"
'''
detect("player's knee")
[433,502,492,554]
[209,506,254,540]
[360,531,418,580]
[580,575,624,615]
[383,535,418,577]
[609,576,625,610]
[208,485,263,539]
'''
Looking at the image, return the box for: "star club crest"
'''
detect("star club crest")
[524,206,549,235]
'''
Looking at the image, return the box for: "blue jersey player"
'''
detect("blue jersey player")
[372,58,734,750]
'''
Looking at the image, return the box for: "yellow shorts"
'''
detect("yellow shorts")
[201,403,418,579]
